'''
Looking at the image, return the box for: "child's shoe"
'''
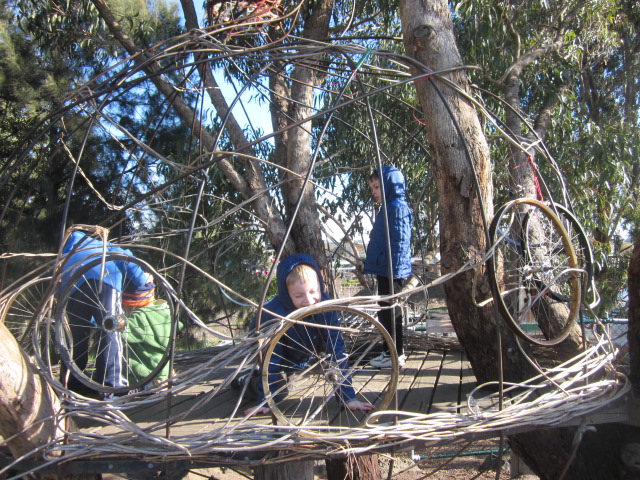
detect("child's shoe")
[231,373,249,390]
[231,367,256,390]
[371,352,406,368]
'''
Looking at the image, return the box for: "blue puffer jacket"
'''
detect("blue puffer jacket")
[250,253,356,402]
[363,166,413,279]
[59,231,149,294]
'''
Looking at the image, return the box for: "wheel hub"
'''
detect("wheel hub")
[103,314,127,333]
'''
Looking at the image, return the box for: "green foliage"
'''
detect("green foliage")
[0,0,186,292]
[0,2,54,158]
[453,0,639,314]
[593,246,631,319]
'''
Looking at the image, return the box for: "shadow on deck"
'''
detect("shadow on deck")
[5,312,630,479]
[74,331,474,441]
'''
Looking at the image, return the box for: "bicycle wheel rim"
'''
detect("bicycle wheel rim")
[262,305,398,436]
[547,203,596,307]
[1,276,53,356]
[54,253,176,394]
[488,198,581,346]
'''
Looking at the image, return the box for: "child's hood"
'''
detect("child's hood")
[275,253,326,311]
[62,231,92,254]
[377,165,407,202]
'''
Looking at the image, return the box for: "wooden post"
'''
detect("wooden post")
[254,460,315,480]
[326,455,381,480]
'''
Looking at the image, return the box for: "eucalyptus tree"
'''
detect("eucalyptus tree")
[6,0,435,291]
[400,1,640,478]
[57,0,432,311]
[176,0,410,274]
[453,0,640,316]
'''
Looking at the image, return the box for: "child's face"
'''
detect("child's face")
[287,277,321,309]
[368,178,382,203]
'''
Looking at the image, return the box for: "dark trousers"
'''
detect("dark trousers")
[247,369,289,403]
[66,279,124,389]
[376,275,404,355]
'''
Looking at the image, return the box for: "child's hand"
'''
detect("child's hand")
[244,406,270,416]
[345,400,375,411]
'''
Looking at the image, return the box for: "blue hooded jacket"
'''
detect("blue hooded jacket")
[363,166,413,279]
[59,231,149,294]
[250,254,356,402]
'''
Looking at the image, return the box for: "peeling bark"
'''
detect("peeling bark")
[398,1,638,479]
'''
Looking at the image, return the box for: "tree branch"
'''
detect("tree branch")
[90,0,289,252]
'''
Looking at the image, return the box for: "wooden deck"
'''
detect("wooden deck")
[35,327,475,477]
[83,349,475,426]
[74,331,475,440]
[7,311,632,478]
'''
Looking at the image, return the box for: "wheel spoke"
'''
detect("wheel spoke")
[55,253,177,394]
[1,277,53,356]
[488,199,581,345]
[263,306,398,436]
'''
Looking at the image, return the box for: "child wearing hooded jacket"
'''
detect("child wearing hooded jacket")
[364,166,413,369]
[60,229,152,394]
[122,283,176,387]
[234,253,374,416]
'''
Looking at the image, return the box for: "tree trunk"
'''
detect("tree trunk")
[0,322,72,479]
[398,1,639,479]
[326,455,381,480]
[270,0,334,270]
[398,0,534,387]
[94,0,293,256]
[254,460,314,480]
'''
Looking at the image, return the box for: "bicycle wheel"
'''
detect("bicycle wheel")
[54,253,177,394]
[548,203,597,308]
[0,277,54,356]
[262,305,398,436]
[488,198,581,346]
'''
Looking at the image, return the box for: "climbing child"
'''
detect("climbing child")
[59,227,152,395]
[233,253,374,416]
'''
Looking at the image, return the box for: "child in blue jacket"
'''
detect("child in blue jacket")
[59,229,151,393]
[235,253,374,416]
[363,166,412,368]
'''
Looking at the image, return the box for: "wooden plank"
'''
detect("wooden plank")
[458,356,476,414]
[560,394,630,427]
[430,350,464,414]
[79,363,279,438]
[396,350,427,410]
[71,346,475,440]
[397,349,445,415]
[385,349,429,411]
